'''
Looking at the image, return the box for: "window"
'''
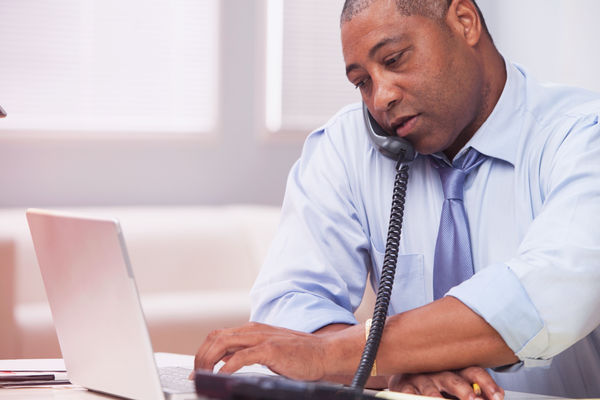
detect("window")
[265,0,358,133]
[0,0,219,136]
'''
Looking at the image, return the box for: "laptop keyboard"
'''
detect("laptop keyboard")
[159,366,195,393]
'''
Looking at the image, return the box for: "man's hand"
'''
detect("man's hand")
[388,367,504,400]
[193,322,361,381]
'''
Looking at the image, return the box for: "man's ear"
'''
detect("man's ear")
[446,0,482,47]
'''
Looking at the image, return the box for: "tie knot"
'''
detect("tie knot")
[431,149,487,201]
[438,168,467,200]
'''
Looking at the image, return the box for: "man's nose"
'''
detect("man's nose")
[372,76,401,113]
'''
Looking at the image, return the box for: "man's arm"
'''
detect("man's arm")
[313,323,389,389]
[194,296,517,379]
[313,320,506,399]
[316,297,517,376]
[361,296,517,374]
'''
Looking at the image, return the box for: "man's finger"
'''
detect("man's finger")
[193,322,276,366]
[410,374,446,398]
[435,371,479,400]
[194,327,240,370]
[217,345,270,375]
[458,367,504,400]
[394,382,419,395]
[388,374,443,398]
[194,332,266,371]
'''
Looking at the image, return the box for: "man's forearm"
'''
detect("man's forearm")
[314,323,389,388]
[323,296,518,376]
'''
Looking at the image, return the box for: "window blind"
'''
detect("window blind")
[0,0,219,135]
[266,0,359,133]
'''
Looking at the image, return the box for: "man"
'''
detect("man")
[194,0,600,398]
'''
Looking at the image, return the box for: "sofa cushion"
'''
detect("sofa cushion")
[0,205,281,358]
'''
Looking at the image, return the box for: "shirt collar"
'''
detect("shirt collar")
[432,60,525,166]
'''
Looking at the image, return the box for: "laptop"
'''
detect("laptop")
[27,208,380,400]
[26,209,198,400]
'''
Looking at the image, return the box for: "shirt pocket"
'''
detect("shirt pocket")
[369,246,427,315]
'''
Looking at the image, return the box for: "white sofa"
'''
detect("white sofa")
[0,206,374,359]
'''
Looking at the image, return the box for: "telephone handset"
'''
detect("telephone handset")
[351,103,415,390]
[362,102,416,162]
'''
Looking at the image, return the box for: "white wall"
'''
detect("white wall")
[1,1,599,208]
[0,1,303,208]
[478,0,600,92]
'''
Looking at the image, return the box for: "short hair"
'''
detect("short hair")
[341,0,490,35]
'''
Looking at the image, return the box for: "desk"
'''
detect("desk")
[0,357,573,400]
[0,386,569,400]
[0,354,202,399]
[0,385,112,399]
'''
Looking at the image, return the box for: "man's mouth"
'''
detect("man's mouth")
[391,114,419,137]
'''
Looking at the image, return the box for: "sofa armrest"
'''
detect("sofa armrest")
[0,238,18,358]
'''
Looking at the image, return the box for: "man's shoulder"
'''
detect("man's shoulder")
[514,70,600,178]
[304,102,371,151]
[315,102,364,133]
[521,67,600,128]
[515,68,600,160]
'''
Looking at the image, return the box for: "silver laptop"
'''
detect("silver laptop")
[26,209,198,400]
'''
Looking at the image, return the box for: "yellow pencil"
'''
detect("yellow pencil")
[472,383,482,396]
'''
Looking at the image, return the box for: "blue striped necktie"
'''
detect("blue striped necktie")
[431,148,487,300]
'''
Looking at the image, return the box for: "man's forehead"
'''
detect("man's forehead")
[344,35,407,75]
[340,2,413,49]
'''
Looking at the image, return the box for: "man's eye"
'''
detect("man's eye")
[385,56,398,66]
[384,47,411,68]
[354,78,370,90]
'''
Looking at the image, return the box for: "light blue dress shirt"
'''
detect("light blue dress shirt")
[250,62,600,397]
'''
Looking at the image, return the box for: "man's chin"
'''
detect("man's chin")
[412,141,445,156]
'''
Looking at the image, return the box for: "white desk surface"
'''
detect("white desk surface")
[0,356,583,400]
[0,386,574,400]
[0,353,195,399]
[0,385,112,399]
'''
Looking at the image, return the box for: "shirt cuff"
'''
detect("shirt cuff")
[447,263,552,367]
[250,291,358,332]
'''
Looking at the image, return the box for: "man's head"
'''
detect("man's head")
[341,0,504,159]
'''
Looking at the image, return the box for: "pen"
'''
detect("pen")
[0,374,55,382]
[0,379,71,387]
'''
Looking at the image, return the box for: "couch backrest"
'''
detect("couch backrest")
[0,206,281,305]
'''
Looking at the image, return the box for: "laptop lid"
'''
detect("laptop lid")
[26,208,166,400]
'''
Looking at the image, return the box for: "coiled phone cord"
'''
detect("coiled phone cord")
[351,160,410,390]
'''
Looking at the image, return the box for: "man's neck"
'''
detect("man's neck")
[444,48,507,161]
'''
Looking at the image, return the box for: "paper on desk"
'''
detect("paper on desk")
[366,390,441,400]
[371,390,574,400]
[0,358,66,372]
